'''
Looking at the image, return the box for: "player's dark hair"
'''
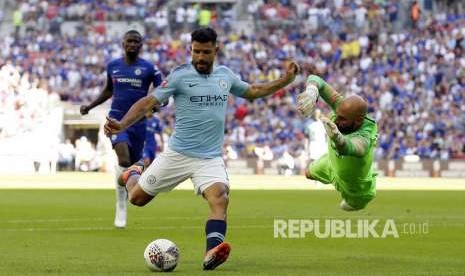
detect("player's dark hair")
[191,27,217,44]
[124,29,142,38]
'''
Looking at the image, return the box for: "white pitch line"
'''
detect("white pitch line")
[3,216,206,224]
[1,222,463,232]
[0,224,270,232]
[3,214,465,224]
[0,174,464,190]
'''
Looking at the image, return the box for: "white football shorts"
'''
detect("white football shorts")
[138,146,229,196]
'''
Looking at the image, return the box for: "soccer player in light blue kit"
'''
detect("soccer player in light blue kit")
[80,30,162,228]
[104,27,299,270]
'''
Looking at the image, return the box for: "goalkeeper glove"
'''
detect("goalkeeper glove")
[297,83,319,118]
[320,115,345,147]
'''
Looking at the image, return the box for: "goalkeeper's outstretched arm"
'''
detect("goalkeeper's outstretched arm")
[306,75,343,111]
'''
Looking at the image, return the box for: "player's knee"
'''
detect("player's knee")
[208,189,229,209]
[119,160,132,168]
[212,191,229,209]
[219,192,229,207]
[128,188,152,207]
[129,194,149,207]
[143,158,151,168]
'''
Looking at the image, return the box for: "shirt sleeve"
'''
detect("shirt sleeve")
[106,63,113,91]
[229,71,249,97]
[307,75,342,112]
[338,132,371,157]
[151,71,178,104]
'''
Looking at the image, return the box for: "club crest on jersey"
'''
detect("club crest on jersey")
[134,69,142,75]
[219,79,228,90]
[147,175,157,185]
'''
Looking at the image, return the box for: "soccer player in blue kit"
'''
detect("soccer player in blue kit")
[142,111,164,167]
[104,27,299,270]
[80,30,162,228]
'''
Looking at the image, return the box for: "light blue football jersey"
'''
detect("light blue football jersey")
[152,63,249,158]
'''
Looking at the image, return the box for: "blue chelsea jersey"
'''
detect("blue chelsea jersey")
[108,58,162,122]
[152,64,249,158]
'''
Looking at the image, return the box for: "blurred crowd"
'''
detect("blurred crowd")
[11,0,169,23]
[0,0,464,164]
[0,62,60,139]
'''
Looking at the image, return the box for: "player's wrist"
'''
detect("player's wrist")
[119,119,129,130]
[332,132,345,146]
[304,83,318,95]
[282,74,295,85]
[306,75,325,90]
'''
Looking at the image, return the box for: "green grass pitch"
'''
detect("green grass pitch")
[1,189,464,276]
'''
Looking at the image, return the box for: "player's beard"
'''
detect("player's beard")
[193,60,212,74]
[337,122,356,135]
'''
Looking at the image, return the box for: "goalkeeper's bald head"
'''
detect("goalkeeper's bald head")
[335,95,368,134]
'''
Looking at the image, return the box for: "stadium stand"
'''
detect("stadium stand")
[0,0,464,174]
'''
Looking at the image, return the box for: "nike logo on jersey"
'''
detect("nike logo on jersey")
[188,83,200,87]
[112,70,120,74]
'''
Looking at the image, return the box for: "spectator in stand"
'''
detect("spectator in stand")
[2,0,464,163]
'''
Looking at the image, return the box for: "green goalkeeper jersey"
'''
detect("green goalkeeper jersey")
[328,114,378,196]
[306,75,378,197]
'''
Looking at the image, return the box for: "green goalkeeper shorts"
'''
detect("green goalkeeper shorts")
[308,154,375,210]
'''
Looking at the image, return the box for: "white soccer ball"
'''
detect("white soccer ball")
[143,239,180,272]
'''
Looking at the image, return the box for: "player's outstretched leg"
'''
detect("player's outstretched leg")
[114,166,129,228]
[202,183,231,270]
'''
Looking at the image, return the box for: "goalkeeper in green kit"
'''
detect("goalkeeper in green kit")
[297,74,378,211]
